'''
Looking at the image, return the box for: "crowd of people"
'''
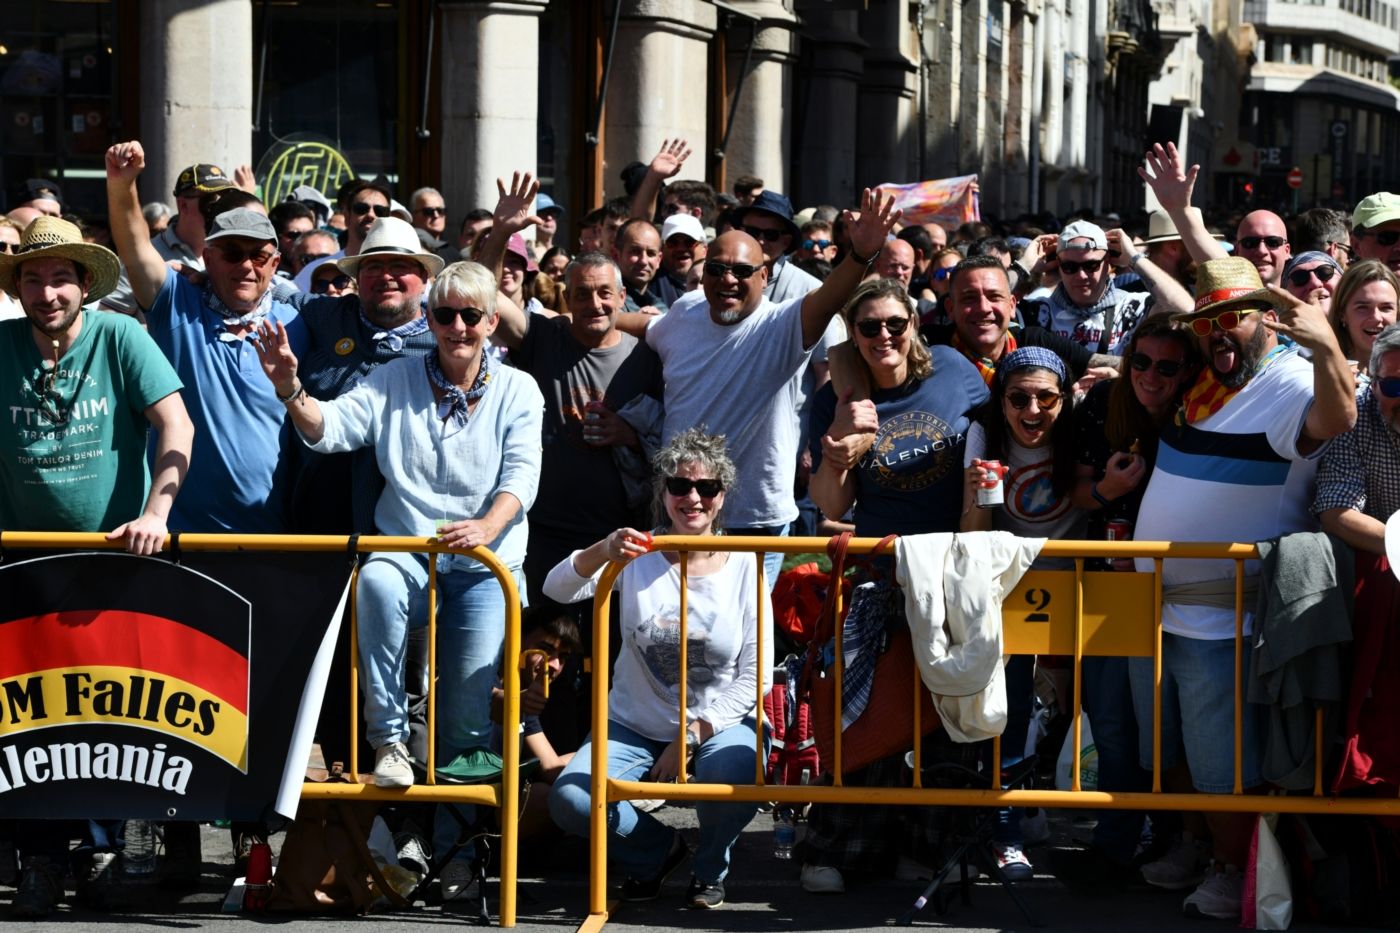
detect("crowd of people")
[0,134,1397,924]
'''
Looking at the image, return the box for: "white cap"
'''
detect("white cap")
[661,213,706,245]
[1058,220,1108,253]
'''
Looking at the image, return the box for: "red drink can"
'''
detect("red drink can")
[1106,519,1132,541]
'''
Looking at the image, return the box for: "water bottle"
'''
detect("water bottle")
[773,807,796,860]
[124,820,158,877]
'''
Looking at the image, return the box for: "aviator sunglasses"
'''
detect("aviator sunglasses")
[664,476,724,498]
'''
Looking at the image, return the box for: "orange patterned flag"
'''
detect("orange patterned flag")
[877,175,980,228]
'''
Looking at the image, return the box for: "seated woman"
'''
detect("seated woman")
[544,429,773,910]
[251,260,543,780]
[961,345,1086,881]
[796,277,988,893]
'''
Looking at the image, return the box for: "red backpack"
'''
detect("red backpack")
[764,662,821,787]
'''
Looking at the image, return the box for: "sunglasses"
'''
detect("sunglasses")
[1187,307,1258,336]
[296,251,332,266]
[1286,265,1337,287]
[742,225,786,244]
[802,238,832,251]
[703,260,760,280]
[664,476,724,498]
[351,201,391,218]
[1359,230,1400,247]
[311,274,353,294]
[432,305,487,327]
[1376,377,1400,398]
[855,316,912,338]
[1005,389,1062,410]
[213,243,277,267]
[1058,257,1104,276]
[933,266,955,281]
[0,242,16,255]
[1237,235,1286,250]
[1330,240,1357,258]
[1130,353,1185,377]
[416,206,446,218]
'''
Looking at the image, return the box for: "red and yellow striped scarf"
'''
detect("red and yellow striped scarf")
[953,331,1016,386]
[1177,345,1288,425]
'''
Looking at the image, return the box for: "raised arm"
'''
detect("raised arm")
[1138,143,1228,265]
[1262,285,1357,453]
[492,289,529,351]
[251,319,326,443]
[105,141,171,311]
[1105,228,1194,317]
[628,138,692,221]
[476,171,544,288]
[800,189,902,347]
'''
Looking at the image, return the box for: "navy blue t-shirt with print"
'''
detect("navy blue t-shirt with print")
[809,345,988,536]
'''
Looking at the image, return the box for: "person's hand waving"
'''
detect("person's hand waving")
[493,171,545,236]
[844,188,902,260]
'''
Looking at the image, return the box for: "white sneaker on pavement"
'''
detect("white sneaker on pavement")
[1141,832,1208,890]
[1182,863,1243,920]
[373,742,415,788]
[800,863,845,894]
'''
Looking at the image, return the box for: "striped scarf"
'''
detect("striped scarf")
[952,331,1016,386]
[1178,345,1288,426]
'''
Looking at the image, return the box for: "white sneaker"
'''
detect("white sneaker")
[991,842,1034,882]
[632,798,665,813]
[440,859,479,902]
[1141,832,1208,890]
[373,742,415,788]
[1182,863,1242,920]
[800,863,845,894]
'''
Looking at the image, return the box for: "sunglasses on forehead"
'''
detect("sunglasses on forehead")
[742,225,786,244]
[1238,235,1286,250]
[432,306,487,327]
[665,476,724,498]
[351,201,391,218]
[1287,265,1337,287]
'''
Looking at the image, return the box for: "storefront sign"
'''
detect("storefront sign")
[259,137,357,210]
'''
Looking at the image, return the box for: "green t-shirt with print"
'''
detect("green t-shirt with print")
[0,311,183,532]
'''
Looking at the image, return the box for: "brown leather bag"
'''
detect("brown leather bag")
[804,532,939,775]
[267,797,410,913]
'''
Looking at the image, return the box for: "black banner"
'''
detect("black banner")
[0,550,351,822]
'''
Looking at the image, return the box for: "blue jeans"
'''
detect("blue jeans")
[1081,656,1149,861]
[549,718,769,884]
[356,552,514,757]
[993,654,1035,845]
[729,523,789,593]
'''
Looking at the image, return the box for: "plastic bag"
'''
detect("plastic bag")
[366,816,423,903]
[1241,812,1293,930]
[1054,714,1097,791]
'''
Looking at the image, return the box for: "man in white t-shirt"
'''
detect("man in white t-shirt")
[618,189,900,584]
[1129,257,1356,921]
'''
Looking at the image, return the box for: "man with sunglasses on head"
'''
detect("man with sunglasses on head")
[101,161,236,316]
[1127,255,1355,922]
[1350,193,1400,275]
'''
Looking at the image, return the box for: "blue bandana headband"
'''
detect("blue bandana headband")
[998,345,1068,385]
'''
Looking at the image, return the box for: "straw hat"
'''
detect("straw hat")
[1171,256,1280,323]
[336,217,445,278]
[0,216,120,301]
[1142,208,1226,245]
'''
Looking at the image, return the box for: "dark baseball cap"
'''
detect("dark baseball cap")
[12,178,63,210]
[173,163,236,198]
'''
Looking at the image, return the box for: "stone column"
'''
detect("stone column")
[139,0,253,203]
[717,1,799,195]
[856,3,920,190]
[792,11,865,208]
[439,0,550,215]
[603,0,717,199]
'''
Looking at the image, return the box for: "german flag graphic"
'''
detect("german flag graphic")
[0,554,250,773]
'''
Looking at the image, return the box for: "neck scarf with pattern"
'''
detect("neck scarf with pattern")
[425,348,494,438]
[361,310,429,353]
[1178,344,1289,426]
[205,284,274,343]
[952,330,1017,386]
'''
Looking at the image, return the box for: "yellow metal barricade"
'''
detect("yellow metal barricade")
[0,532,525,928]
[582,534,1400,931]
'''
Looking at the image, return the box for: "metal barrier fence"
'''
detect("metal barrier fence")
[0,532,525,928]
[583,534,1400,929]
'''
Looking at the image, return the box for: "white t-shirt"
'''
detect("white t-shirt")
[542,549,774,741]
[1133,348,1323,640]
[965,422,1086,568]
[646,289,814,527]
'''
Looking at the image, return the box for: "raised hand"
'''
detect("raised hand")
[233,164,257,194]
[105,141,146,183]
[648,138,692,179]
[1261,285,1341,353]
[844,188,903,260]
[250,319,300,395]
[493,171,545,235]
[1137,142,1197,214]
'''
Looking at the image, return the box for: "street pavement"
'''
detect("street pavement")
[1,806,1389,932]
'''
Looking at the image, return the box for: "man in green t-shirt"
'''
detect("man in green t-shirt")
[0,215,193,918]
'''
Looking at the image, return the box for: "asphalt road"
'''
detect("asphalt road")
[2,806,1390,932]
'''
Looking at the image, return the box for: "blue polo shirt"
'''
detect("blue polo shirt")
[145,268,309,532]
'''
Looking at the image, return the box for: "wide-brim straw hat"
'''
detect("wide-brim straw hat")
[1171,256,1280,323]
[0,216,120,302]
[336,217,445,278]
